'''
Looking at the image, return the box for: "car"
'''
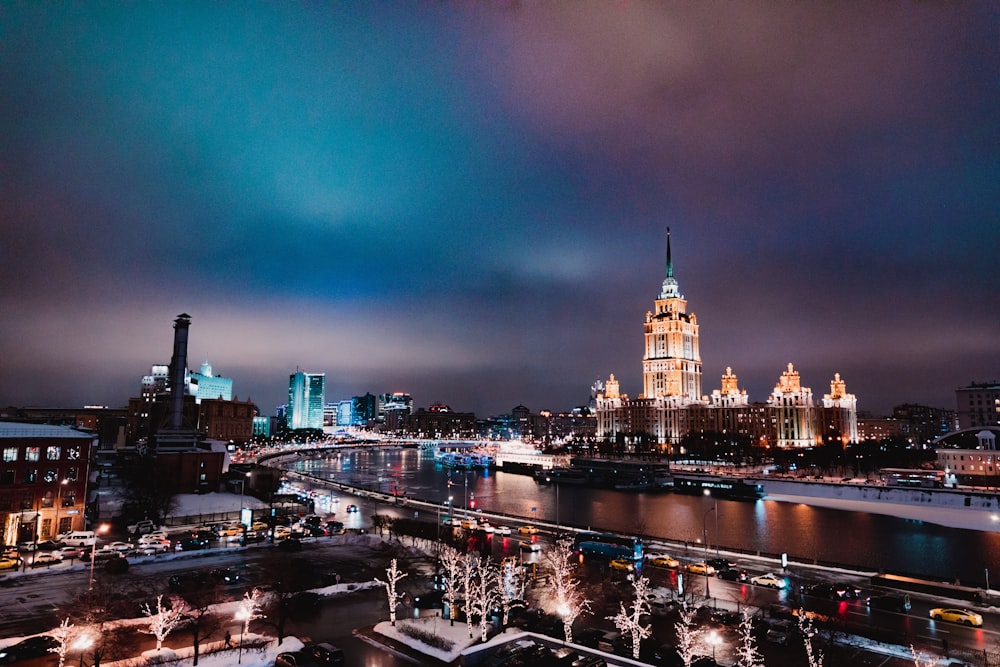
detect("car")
[648,599,680,616]
[801,583,839,599]
[346,504,359,513]
[273,651,313,667]
[497,526,512,536]
[866,594,910,613]
[0,635,59,664]
[460,519,478,530]
[251,521,269,532]
[686,562,716,576]
[35,540,60,551]
[833,582,864,599]
[31,553,61,566]
[54,546,83,560]
[17,541,37,552]
[210,567,242,584]
[765,620,796,645]
[481,523,495,533]
[929,607,983,627]
[717,568,749,582]
[751,573,787,589]
[1,547,19,560]
[107,541,133,553]
[82,547,120,562]
[518,525,539,535]
[649,555,680,569]
[519,541,541,552]
[136,542,170,555]
[274,526,292,538]
[217,525,243,537]
[137,535,170,547]
[305,642,345,666]
[174,537,209,551]
[168,571,213,592]
[707,557,736,571]
[610,557,634,571]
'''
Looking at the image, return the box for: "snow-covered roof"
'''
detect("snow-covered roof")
[0,422,94,439]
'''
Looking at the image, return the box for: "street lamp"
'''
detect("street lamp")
[73,633,93,667]
[707,630,721,662]
[88,523,110,591]
[235,606,249,664]
[703,505,716,598]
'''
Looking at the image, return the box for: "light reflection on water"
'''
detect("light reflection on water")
[287,448,1000,583]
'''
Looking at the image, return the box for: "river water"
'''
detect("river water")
[285,447,1000,585]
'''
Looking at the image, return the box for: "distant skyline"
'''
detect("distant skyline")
[2,4,997,418]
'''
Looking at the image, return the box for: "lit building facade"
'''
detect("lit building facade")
[956,381,1000,429]
[287,371,325,430]
[186,361,233,403]
[0,423,92,545]
[595,230,858,449]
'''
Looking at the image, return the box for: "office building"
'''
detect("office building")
[287,371,325,430]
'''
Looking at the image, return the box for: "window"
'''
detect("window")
[67,447,80,461]
[19,492,33,510]
[62,492,75,508]
[41,491,54,508]
[67,467,78,482]
[0,470,13,485]
[41,518,52,538]
[43,469,58,483]
[24,469,38,483]
[25,447,40,462]
[46,446,60,461]
[2,448,16,462]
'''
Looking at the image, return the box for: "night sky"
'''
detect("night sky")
[2,3,997,418]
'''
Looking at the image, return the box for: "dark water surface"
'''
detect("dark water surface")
[287,448,1000,584]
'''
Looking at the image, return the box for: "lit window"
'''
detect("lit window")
[46,447,60,460]
[25,447,40,462]
[2,448,16,462]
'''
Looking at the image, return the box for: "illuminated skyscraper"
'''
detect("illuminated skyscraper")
[287,371,325,430]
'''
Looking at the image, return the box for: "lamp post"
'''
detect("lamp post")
[703,505,716,598]
[235,607,249,664]
[88,523,110,591]
[707,630,720,662]
[73,634,93,667]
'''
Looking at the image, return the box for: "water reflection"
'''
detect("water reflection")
[287,449,1000,582]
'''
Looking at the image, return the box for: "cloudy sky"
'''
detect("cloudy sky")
[2,3,997,418]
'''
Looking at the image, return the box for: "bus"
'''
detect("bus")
[879,468,945,488]
[572,533,643,562]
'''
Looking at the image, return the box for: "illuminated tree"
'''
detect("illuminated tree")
[439,545,464,626]
[467,557,499,642]
[494,557,527,629]
[141,594,189,651]
[374,558,408,626]
[910,644,937,667]
[49,617,73,667]
[542,538,590,643]
[674,603,700,666]
[799,610,824,667]
[735,611,764,667]
[461,553,478,639]
[608,575,651,660]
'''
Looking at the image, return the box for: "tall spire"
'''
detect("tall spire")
[666,227,673,279]
[659,227,681,299]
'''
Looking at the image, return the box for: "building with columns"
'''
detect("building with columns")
[594,230,858,450]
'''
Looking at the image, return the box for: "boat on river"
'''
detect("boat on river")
[672,471,764,500]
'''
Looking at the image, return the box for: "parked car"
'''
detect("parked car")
[106,541,133,553]
[174,537,209,552]
[0,557,17,571]
[707,557,736,571]
[0,635,59,664]
[930,607,983,627]
[31,553,61,567]
[54,546,83,560]
[274,651,313,667]
[305,642,344,666]
[765,619,797,645]
[136,542,170,555]
[751,573,787,589]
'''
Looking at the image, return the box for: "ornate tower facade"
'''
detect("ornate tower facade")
[642,229,702,402]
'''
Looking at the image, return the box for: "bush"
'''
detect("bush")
[397,623,454,651]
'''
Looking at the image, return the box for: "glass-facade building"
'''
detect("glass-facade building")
[287,371,325,430]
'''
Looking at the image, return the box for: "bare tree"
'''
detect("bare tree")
[607,575,652,660]
[374,558,408,626]
[674,603,700,667]
[494,557,527,630]
[176,587,224,667]
[798,610,824,667]
[735,611,765,667]
[49,618,73,667]
[542,538,590,643]
[141,594,189,651]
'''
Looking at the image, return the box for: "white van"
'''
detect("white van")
[57,530,97,547]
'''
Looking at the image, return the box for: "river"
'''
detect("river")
[284,447,1000,586]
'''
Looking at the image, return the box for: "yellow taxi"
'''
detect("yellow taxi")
[929,608,983,627]
[609,558,634,572]
[686,562,716,576]
[0,557,19,570]
[649,555,680,569]
[517,525,539,535]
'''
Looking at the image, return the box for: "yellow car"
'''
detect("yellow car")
[217,525,243,537]
[251,521,269,532]
[929,607,983,627]
[649,555,680,569]
[0,557,19,570]
[518,525,539,535]
[686,562,716,576]
[610,558,634,572]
